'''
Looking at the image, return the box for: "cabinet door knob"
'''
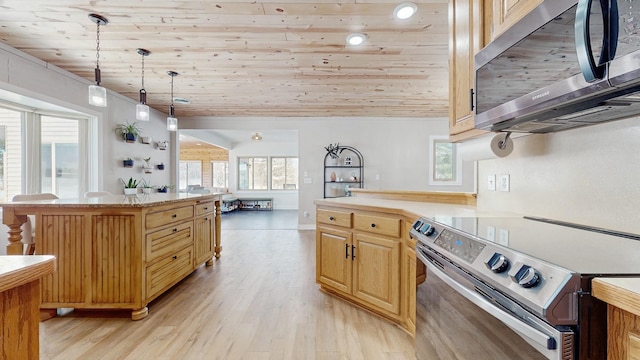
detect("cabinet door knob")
[173,228,178,232]
[371,223,376,228]
[329,216,335,221]
[172,214,177,218]
[172,255,177,260]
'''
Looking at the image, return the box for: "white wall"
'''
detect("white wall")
[477,116,640,234]
[182,117,477,228]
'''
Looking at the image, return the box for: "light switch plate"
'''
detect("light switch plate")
[488,175,496,191]
[498,229,509,246]
[499,174,510,192]
[486,226,495,241]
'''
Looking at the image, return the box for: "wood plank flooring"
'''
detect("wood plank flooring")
[39,226,545,360]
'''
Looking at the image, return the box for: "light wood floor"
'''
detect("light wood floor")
[39,229,415,360]
[39,227,545,360]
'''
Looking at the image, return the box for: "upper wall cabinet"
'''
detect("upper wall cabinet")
[448,0,491,142]
[491,0,542,39]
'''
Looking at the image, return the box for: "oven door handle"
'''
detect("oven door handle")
[416,249,556,350]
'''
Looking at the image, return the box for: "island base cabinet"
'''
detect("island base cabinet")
[607,305,640,360]
[1,280,40,359]
[316,227,352,294]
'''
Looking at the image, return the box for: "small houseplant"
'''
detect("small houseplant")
[156,185,171,193]
[324,143,344,165]
[157,162,165,170]
[157,140,168,150]
[123,157,134,168]
[120,177,139,195]
[140,178,153,194]
[115,121,142,143]
[142,157,153,174]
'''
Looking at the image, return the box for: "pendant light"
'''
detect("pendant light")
[167,71,179,131]
[88,13,108,107]
[251,132,263,141]
[136,48,150,121]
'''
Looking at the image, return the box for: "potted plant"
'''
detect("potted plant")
[157,162,165,170]
[115,121,142,143]
[324,143,344,165]
[157,140,168,150]
[123,157,134,168]
[140,178,153,194]
[119,177,139,195]
[141,136,152,144]
[142,157,153,174]
[156,185,169,193]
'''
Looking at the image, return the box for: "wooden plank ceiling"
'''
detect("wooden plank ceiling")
[0,0,449,118]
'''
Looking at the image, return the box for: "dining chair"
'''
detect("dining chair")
[83,191,112,198]
[11,193,59,255]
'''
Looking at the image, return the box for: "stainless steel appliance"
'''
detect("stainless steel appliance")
[411,216,640,360]
[474,0,640,133]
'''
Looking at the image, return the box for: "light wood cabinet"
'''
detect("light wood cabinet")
[316,207,404,326]
[2,194,221,321]
[448,0,490,142]
[492,0,542,39]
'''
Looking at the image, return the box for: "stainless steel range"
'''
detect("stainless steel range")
[410,216,640,360]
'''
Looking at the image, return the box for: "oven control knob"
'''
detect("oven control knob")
[413,220,423,230]
[420,223,435,236]
[485,253,509,273]
[510,265,540,288]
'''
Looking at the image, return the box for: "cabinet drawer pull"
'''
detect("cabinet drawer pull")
[204,207,209,210]
[172,255,177,260]
[172,214,177,218]
[204,217,208,221]
[173,228,178,232]
[329,216,335,221]
[370,223,376,228]
[345,244,349,259]
[351,245,356,260]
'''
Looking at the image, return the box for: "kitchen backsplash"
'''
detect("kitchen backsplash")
[477,115,640,234]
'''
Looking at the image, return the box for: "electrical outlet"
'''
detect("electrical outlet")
[303,211,309,217]
[486,226,495,241]
[499,174,510,192]
[498,229,509,246]
[488,175,496,191]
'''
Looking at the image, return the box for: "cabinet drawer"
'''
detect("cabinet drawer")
[146,246,193,300]
[353,213,401,238]
[195,201,214,216]
[146,205,194,229]
[317,209,352,228]
[146,222,193,263]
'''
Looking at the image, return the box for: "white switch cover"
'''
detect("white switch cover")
[498,229,509,246]
[303,177,312,184]
[499,174,510,192]
[486,226,495,242]
[488,175,496,191]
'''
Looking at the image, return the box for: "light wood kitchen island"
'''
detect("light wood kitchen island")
[1,193,222,320]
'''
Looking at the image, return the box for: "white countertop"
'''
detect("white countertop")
[0,255,56,292]
[0,193,223,208]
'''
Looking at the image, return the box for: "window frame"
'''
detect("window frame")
[237,156,269,190]
[270,156,299,191]
[428,135,462,186]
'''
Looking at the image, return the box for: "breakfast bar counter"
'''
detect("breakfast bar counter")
[1,193,222,320]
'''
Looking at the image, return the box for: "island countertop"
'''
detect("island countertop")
[0,255,56,293]
[593,278,640,317]
[1,192,223,208]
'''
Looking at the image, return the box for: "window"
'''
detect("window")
[179,161,203,190]
[211,161,228,189]
[271,157,298,190]
[238,157,268,190]
[429,136,462,186]
[0,105,91,201]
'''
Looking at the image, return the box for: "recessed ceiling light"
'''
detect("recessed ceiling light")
[346,33,366,46]
[394,2,417,19]
[173,97,191,104]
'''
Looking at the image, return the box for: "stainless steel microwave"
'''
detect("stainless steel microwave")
[474,0,640,133]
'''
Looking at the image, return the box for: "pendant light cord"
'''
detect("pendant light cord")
[141,54,145,89]
[95,22,101,70]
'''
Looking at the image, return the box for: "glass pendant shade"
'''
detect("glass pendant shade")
[136,103,150,121]
[167,116,178,131]
[88,83,107,107]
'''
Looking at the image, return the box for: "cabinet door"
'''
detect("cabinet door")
[492,0,542,39]
[449,0,488,141]
[352,233,401,315]
[404,244,417,333]
[194,215,214,265]
[316,227,352,294]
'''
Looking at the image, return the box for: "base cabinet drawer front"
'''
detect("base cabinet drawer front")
[195,201,214,216]
[146,246,194,300]
[353,213,401,238]
[352,233,401,316]
[146,222,193,263]
[317,209,352,228]
[146,205,194,230]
